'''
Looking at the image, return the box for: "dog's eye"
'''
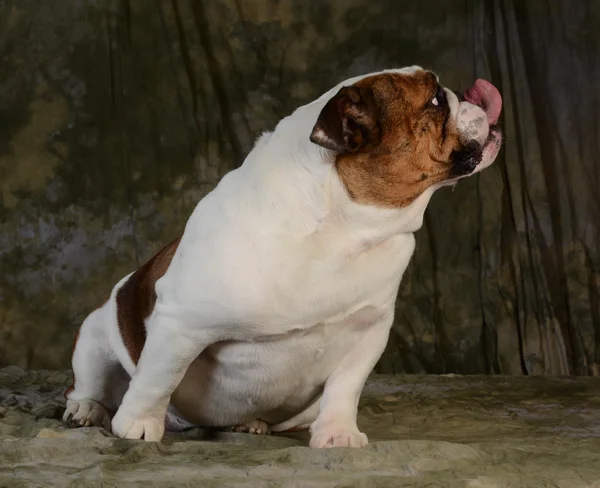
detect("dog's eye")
[430,86,446,108]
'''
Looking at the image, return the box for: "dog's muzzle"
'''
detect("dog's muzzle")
[450,79,502,176]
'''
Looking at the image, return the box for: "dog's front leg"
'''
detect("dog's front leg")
[309,310,393,448]
[111,312,209,442]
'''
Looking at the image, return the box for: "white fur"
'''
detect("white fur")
[64,66,499,447]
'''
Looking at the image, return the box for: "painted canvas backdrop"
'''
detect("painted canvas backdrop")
[1,0,599,375]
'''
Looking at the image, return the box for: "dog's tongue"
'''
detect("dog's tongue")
[463,79,502,125]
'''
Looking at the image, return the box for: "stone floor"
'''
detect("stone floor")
[1,367,600,487]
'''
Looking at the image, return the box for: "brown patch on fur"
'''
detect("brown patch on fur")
[116,237,182,363]
[313,70,465,208]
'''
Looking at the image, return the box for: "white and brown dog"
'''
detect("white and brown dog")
[63,66,502,448]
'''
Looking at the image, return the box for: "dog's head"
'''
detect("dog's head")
[309,67,502,208]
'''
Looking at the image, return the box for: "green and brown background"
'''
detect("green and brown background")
[1,0,599,376]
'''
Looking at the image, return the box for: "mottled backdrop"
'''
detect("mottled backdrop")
[1,0,599,375]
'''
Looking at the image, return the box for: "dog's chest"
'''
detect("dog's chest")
[234,233,413,334]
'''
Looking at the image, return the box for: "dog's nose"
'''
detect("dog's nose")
[456,102,490,146]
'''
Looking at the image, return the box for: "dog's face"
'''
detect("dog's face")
[309,68,503,208]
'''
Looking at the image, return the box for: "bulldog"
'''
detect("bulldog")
[63,66,502,448]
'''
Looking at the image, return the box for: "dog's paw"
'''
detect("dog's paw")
[309,425,368,448]
[63,399,111,431]
[111,410,165,442]
[232,419,271,435]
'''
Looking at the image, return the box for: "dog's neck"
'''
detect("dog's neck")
[256,107,437,231]
[231,90,439,250]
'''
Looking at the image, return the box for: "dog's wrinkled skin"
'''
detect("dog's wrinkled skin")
[63,66,502,448]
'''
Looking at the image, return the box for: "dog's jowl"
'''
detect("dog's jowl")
[63,66,503,448]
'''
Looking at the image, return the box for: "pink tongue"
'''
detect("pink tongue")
[463,79,502,125]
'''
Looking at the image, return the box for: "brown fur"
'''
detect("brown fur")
[116,237,181,363]
[65,236,180,385]
[314,70,465,208]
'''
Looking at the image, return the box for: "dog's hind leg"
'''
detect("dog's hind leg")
[232,418,271,435]
[63,304,129,431]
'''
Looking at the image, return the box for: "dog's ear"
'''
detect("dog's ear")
[310,86,381,153]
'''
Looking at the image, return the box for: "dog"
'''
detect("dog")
[63,66,503,448]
